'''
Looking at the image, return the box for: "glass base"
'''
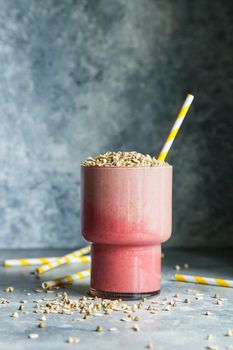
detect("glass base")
[89,288,160,300]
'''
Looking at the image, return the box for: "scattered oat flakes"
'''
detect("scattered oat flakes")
[27,293,31,296]
[38,322,45,328]
[20,300,27,304]
[212,293,220,299]
[19,304,24,311]
[4,286,14,293]
[174,293,179,298]
[206,334,213,341]
[108,327,118,332]
[0,298,9,304]
[175,265,180,271]
[138,302,143,309]
[96,326,104,332]
[216,300,222,305]
[29,292,141,327]
[204,311,211,316]
[134,316,139,321]
[206,346,218,350]
[66,336,80,344]
[225,330,233,337]
[121,317,131,322]
[146,343,153,349]
[183,298,190,304]
[164,306,171,311]
[28,334,39,339]
[11,312,19,318]
[40,315,46,321]
[132,324,140,332]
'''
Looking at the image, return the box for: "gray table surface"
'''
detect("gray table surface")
[0,248,233,350]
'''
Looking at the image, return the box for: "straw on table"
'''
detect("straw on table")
[157,94,194,161]
[3,255,91,267]
[175,274,233,288]
[42,269,91,289]
[4,257,58,267]
[35,245,91,275]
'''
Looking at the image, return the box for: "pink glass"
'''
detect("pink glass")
[81,165,172,300]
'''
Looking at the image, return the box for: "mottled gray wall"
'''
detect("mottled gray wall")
[0,0,232,248]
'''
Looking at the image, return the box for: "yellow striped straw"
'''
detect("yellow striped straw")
[157,94,194,161]
[42,269,91,289]
[35,245,91,275]
[3,255,91,267]
[175,274,233,288]
[4,257,59,267]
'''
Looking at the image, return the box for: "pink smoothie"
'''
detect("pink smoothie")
[81,166,172,298]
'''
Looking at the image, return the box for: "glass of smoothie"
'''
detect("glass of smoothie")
[81,152,172,300]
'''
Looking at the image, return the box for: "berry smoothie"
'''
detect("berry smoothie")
[81,152,172,299]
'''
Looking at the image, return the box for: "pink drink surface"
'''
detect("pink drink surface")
[81,166,172,294]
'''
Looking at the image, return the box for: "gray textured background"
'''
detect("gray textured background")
[0,0,233,249]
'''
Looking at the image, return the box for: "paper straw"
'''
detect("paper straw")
[175,274,233,288]
[4,257,58,267]
[3,255,91,267]
[42,269,91,289]
[35,245,91,275]
[157,94,194,161]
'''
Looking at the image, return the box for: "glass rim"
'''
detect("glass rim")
[81,164,172,169]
